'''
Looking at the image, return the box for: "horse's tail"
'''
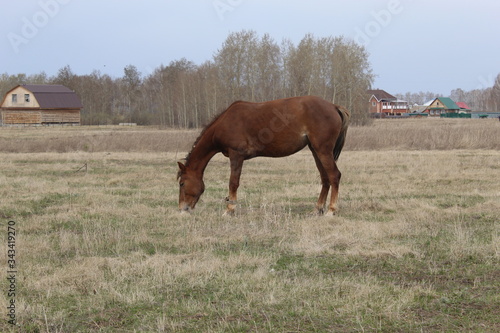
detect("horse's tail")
[333,105,351,161]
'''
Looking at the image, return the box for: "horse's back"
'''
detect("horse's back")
[232,96,341,124]
[213,96,345,157]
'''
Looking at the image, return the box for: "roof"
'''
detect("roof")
[435,97,459,110]
[410,105,428,113]
[367,89,397,102]
[22,84,74,93]
[456,102,471,110]
[8,84,83,109]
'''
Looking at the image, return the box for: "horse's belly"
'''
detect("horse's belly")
[257,134,308,157]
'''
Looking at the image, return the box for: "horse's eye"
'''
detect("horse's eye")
[180,182,185,187]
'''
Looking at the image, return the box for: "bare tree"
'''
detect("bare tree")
[254,33,282,101]
[489,74,500,111]
[53,65,76,88]
[282,35,373,124]
[283,34,317,96]
[214,30,259,103]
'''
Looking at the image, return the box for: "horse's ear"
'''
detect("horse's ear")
[177,162,186,172]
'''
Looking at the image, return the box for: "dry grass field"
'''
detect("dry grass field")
[0,119,499,332]
[0,118,499,153]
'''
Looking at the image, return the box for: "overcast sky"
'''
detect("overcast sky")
[1,0,499,95]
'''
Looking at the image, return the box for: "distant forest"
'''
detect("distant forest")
[1,30,499,126]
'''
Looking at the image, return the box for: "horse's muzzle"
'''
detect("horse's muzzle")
[179,204,192,214]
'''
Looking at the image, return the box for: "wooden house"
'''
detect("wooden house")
[367,89,409,116]
[425,97,460,116]
[1,84,82,125]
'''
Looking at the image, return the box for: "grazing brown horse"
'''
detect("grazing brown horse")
[177,96,350,216]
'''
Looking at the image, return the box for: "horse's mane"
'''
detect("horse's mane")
[183,100,244,167]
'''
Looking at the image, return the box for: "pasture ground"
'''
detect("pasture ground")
[0,119,499,332]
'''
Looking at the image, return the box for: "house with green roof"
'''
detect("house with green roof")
[425,97,460,116]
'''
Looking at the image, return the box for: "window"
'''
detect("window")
[25,94,30,102]
[12,94,17,103]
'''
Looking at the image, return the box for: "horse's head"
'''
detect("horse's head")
[177,162,205,212]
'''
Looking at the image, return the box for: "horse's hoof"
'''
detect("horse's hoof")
[222,210,235,217]
[177,210,191,217]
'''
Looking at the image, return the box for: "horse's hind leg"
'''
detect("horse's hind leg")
[323,157,341,216]
[325,161,341,216]
[309,145,341,216]
[310,147,329,214]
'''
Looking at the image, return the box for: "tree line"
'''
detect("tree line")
[2,30,499,127]
[1,31,374,126]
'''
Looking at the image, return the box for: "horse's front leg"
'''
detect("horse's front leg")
[223,153,244,216]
